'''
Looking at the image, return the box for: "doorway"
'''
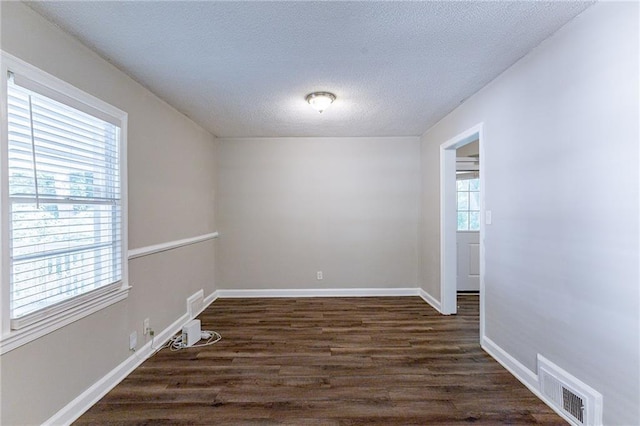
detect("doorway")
[439,123,484,337]
[456,143,480,292]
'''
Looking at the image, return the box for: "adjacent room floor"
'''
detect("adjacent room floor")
[75,294,565,425]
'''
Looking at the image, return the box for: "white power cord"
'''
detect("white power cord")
[163,330,222,351]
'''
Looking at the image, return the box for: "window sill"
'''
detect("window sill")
[1,285,130,355]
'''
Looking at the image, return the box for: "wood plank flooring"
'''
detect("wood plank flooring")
[75,295,565,425]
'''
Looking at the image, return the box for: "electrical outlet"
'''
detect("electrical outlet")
[143,318,150,335]
[129,331,137,351]
[317,271,323,280]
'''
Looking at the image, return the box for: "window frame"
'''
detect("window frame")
[456,173,480,232]
[0,51,129,354]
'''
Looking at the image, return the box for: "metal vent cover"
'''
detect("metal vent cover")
[563,387,585,424]
[537,355,602,426]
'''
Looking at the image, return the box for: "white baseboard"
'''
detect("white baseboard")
[481,335,554,420]
[419,288,442,312]
[44,289,218,426]
[481,335,540,394]
[204,290,218,307]
[215,287,420,298]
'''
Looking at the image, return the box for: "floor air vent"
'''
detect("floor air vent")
[187,289,204,318]
[538,355,602,426]
[562,387,584,423]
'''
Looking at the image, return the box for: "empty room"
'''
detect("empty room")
[0,1,638,425]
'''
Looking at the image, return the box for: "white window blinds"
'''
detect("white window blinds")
[7,73,123,327]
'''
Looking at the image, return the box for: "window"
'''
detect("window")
[457,175,480,231]
[1,52,128,352]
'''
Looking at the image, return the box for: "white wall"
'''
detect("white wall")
[0,3,218,424]
[216,137,420,290]
[420,3,639,424]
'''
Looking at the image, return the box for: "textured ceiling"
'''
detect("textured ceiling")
[26,1,592,138]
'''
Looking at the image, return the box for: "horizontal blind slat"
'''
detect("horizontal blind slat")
[8,104,119,146]
[11,234,122,254]
[7,117,118,155]
[13,263,120,293]
[12,237,122,256]
[12,261,121,295]
[13,251,122,276]
[13,276,121,316]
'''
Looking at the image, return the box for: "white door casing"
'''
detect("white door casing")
[439,122,484,328]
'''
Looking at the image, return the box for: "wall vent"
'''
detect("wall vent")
[562,387,584,423]
[186,289,204,318]
[537,355,602,426]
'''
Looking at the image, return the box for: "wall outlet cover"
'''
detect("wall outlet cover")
[129,331,137,350]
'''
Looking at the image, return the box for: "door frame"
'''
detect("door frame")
[439,122,485,335]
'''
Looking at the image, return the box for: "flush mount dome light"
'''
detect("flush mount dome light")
[306,92,336,113]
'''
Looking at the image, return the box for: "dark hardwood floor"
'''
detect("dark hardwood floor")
[75,295,565,425]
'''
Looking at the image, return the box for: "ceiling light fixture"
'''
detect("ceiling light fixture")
[306,92,336,113]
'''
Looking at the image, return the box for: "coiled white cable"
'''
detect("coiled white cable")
[154,330,222,353]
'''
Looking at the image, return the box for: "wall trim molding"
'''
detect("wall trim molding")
[214,287,420,299]
[128,232,219,260]
[43,288,217,426]
[204,291,219,306]
[418,288,442,313]
[481,335,539,393]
